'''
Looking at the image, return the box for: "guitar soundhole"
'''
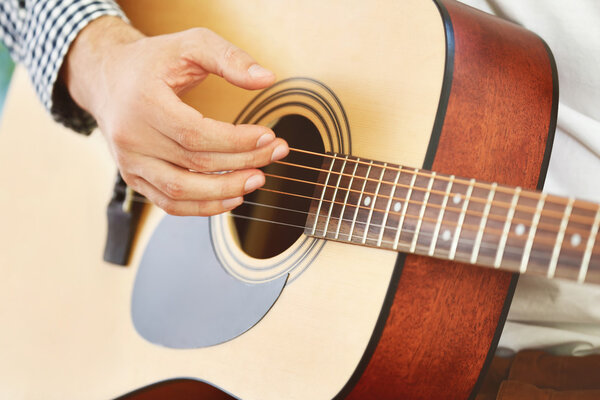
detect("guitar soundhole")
[233,114,324,259]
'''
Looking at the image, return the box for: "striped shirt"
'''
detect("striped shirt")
[0,0,127,134]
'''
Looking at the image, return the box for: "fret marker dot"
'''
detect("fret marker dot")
[363,196,372,206]
[393,202,402,212]
[452,194,461,204]
[515,223,525,236]
[442,229,451,241]
[571,233,582,247]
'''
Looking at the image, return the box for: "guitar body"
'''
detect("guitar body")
[0,1,556,399]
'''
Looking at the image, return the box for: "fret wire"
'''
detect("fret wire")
[378,168,402,247]
[233,211,591,267]
[287,148,599,212]
[348,160,373,240]
[449,179,476,260]
[579,206,600,283]
[261,185,592,247]
[266,171,593,231]
[393,168,418,250]
[362,163,387,244]
[335,158,360,239]
[520,192,547,273]
[470,183,497,264]
[494,187,521,268]
[234,199,600,271]
[429,175,454,256]
[125,186,600,266]
[322,156,348,236]
[410,172,436,252]
[310,157,336,236]
[126,184,590,246]
[547,197,574,278]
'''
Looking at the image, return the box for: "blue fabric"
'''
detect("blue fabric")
[0,41,15,119]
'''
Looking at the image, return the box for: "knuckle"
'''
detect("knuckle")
[239,153,258,170]
[202,200,229,217]
[223,127,242,150]
[189,27,211,38]
[228,178,246,198]
[222,46,248,75]
[114,152,131,170]
[241,147,269,169]
[178,130,203,151]
[223,44,242,63]
[252,150,267,167]
[111,128,133,149]
[188,152,212,171]
[195,203,214,217]
[232,130,244,149]
[156,197,179,216]
[121,173,140,191]
[164,180,185,200]
[213,179,230,199]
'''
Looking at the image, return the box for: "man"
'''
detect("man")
[0,0,289,217]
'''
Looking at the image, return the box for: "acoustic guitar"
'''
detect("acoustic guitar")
[2,0,595,399]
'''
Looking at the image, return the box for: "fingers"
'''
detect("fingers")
[127,176,244,216]
[146,90,280,153]
[99,27,287,217]
[139,129,289,172]
[128,155,266,202]
[178,138,289,171]
[143,27,283,156]
[179,27,275,90]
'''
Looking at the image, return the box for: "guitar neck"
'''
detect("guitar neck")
[305,153,600,285]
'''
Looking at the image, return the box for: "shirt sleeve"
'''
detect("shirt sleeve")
[0,0,128,134]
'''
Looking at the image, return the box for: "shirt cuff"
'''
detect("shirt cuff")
[26,1,129,134]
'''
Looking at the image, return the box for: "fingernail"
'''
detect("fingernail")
[248,64,274,79]
[222,197,243,209]
[271,144,289,161]
[244,174,265,193]
[256,132,275,148]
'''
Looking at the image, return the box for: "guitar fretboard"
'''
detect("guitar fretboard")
[304,154,600,285]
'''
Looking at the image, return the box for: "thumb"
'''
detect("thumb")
[180,27,275,90]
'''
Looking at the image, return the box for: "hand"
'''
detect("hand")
[63,16,288,216]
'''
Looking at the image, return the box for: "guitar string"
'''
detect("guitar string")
[262,172,592,234]
[240,200,590,258]
[229,209,591,267]
[120,190,595,258]
[277,149,597,223]
[112,148,598,237]
[253,186,593,251]
[116,156,596,246]
[287,147,598,212]
[122,189,590,266]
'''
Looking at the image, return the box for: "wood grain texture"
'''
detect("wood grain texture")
[117,379,235,400]
[343,1,556,399]
[305,155,600,284]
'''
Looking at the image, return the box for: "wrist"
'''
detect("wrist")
[62,16,144,119]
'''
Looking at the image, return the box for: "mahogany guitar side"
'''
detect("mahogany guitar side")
[342,1,557,399]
